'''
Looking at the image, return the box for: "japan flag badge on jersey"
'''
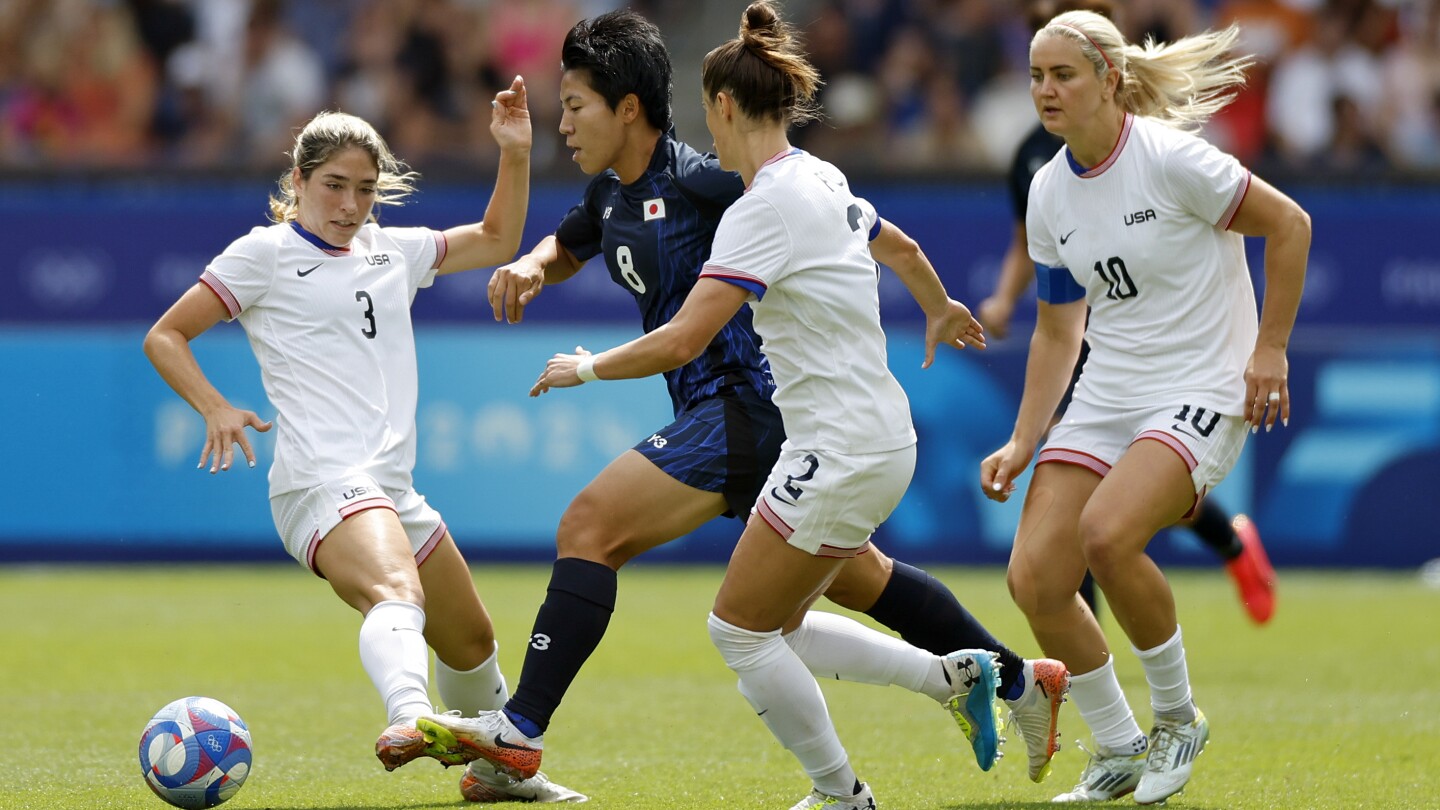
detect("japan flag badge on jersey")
[643,198,666,221]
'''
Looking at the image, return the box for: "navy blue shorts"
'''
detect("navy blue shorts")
[633,384,785,518]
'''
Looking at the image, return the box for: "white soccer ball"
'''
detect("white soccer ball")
[138,696,253,809]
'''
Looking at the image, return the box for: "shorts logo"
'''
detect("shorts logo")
[770,453,819,506]
[1171,405,1219,438]
[647,433,667,448]
[341,485,373,500]
[529,633,551,651]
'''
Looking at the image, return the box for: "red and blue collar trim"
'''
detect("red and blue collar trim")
[747,147,805,191]
[290,221,352,256]
[1066,113,1133,178]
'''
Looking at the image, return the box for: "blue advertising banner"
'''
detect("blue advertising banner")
[3,182,1438,329]
[2,181,1437,566]
[3,325,1436,567]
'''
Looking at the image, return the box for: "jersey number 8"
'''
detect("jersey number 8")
[615,245,647,295]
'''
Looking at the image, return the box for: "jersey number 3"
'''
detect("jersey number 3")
[355,290,377,339]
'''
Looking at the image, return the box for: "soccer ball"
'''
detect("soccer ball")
[138,696,253,809]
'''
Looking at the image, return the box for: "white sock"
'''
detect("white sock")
[435,643,508,715]
[1068,654,1147,756]
[784,611,951,703]
[1133,626,1195,722]
[359,600,432,726]
[709,612,857,797]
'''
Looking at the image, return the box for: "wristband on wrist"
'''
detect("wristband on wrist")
[576,356,599,383]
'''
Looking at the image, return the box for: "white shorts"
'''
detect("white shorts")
[270,473,447,576]
[753,444,916,558]
[1039,399,1248,512]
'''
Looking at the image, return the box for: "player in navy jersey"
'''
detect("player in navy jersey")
[419,9,1070,799]
[977,0,1277,626]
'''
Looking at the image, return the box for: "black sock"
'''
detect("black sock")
[1189,499,1242,560]
[1080,570,1100,618]
[504,557,617,734]
[864,560,1026,698]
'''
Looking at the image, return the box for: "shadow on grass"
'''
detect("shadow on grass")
[299,804,462,810]
[938,795,1221,801]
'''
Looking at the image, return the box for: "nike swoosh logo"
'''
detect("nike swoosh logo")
[493,733,534,752]
[1059,229,1077,245]
[297,263,322,277]
[1170,424,1198,439]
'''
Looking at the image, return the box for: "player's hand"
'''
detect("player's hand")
[488,257,545,323]
[530,346,591,396]
[921,298,986,368]
[980,440,1032,503]
[490,75,531,155]
[976,295,1013,340]
[198,405,272,474]
[1243,344,1289,433]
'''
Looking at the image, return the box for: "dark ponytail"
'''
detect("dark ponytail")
[702,1,821,125]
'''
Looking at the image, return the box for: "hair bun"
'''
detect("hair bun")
[740,1,781,43]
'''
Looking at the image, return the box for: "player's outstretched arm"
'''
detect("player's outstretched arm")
[869,218,986,367]
[143,284,272,473]
[439,75,532,276]
[487,235,584,324]
[529,278,748,395]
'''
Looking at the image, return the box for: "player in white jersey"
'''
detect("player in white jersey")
[143,88,586,802]
[980,10,1310,804]
[519,5,985,807]
[979,0,1279,629]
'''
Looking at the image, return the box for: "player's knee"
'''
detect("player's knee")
[1007,560,1069,618]
[556,498,638,568]
[1077,513,1130,578]
[707,611,782,672]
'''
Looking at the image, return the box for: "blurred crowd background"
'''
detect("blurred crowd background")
[1,0,1436,180]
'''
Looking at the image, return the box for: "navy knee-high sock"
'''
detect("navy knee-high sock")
[504,558,617,735]
[1189,499,1242,560]
[865,560,1026,697]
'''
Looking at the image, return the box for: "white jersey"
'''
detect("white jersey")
[701,149,916,455]
[1027,113,1257,415]
[200,221,446,496]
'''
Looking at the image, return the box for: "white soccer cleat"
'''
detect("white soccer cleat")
[941,649,1004,771]
[1051,744,1146,803]
[460,763,588,803]
[1134,709,1209,805]
[418,710,544,780]
[788,781,877,809]
[1006,658,1070,782]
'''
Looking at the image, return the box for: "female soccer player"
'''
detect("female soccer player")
[978,0,1280,628]
[434,4,992,806]
[142,85,583,802]
[418,8,1068,801]
[980,10,1309,803]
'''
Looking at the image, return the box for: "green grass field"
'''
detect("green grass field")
[1,564,1436,810]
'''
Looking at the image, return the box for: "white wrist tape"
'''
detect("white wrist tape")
[576,356,599,383]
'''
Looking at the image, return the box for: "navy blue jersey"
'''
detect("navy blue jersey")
[555,131,773,414]
[1009,123,1066,222]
